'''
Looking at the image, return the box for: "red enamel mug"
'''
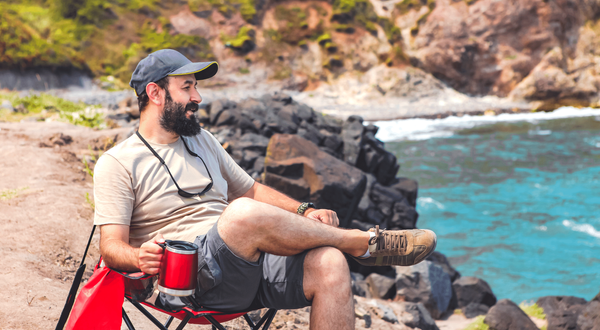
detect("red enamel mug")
[157,240,199,297]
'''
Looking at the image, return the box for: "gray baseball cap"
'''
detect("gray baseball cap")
[129,49,218,96]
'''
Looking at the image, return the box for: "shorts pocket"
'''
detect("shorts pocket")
[195,234,223,297]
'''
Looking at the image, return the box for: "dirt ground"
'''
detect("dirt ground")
[0,120,514,330]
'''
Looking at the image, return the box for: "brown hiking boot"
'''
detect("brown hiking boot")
[351,226,437,267]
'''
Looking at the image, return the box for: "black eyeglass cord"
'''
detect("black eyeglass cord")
[135,131,213,198]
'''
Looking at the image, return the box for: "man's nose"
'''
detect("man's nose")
[190,87,202,104]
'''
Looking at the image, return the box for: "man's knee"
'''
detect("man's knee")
[306,247,350,287]
[220,197,259,227]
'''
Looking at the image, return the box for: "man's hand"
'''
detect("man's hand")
[138,234,165,275]
[305,209,339,227]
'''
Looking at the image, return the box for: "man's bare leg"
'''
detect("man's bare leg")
[303,247,354,330]
[217,197,370,262]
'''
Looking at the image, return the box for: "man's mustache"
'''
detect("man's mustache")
[185,102,199,112]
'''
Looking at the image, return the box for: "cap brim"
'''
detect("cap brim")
[168,61,219,80]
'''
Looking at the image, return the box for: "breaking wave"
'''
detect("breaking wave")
[562,220,600,239]
[372,107,600,142]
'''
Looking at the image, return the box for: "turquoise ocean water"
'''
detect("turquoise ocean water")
[378,109,600,304]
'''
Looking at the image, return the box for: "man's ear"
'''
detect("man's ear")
[146,82,164,107]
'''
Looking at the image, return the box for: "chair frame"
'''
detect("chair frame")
[56,225,278,330]
[121,295,277,330]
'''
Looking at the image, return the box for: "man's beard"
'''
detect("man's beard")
[159,90,202,137]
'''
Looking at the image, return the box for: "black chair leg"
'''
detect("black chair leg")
[122,307,136,330]
[204,315,227,330]
[175,313,192,330]
[164,316,174,328]
[252,309,277,330]
[243,313,256,328]
[128,298,169,330]
[261,309,277,330]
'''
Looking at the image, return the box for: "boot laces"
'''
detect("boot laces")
[370,225,406,253]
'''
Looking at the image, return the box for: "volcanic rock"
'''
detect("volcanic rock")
[577,300,600,330]
[392,302,439,330]
[485,299,539,330]
[366,273,396,300]
[537,296,588,330]
[395,260,453,319]
[264,134,366,227]
[453,276,497,318]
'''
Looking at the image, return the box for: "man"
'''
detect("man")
[94,49,437,329]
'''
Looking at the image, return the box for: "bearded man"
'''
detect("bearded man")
[93,49,437,329]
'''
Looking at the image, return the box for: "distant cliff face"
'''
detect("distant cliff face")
[4,0,600,107]
[402,0,600,106]
[154,0,600,108]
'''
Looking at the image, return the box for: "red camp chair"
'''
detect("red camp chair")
[56,226,278,330]
[117,264,277,330]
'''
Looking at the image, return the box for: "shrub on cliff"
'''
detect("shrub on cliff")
[0,92,106,128]
[0,2,89,70]
[188,0,256,22]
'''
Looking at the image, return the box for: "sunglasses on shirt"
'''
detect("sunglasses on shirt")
[136,131,213,198]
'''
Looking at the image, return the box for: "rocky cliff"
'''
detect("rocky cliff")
[4,0,600,115]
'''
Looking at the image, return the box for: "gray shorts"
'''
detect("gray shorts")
[158,223,311,312]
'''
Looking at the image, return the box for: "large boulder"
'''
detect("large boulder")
[264,134,366,227]
[484,299,539,330]
[577,300,600,330]
[410,0,583,96]
[392,302,439,330]
[537,295,587,330]
[453,276,497,318]
[366,273,396,300]
[370,182,418,229]
[509,47,600,108]
[426,252,460,282]
[395,260,453,319]
[351,272,370,298]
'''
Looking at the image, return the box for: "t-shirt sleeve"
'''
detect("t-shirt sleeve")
[203,131,255,200]
[93,153,135,226]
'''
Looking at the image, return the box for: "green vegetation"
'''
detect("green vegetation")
[82,145,99,177]
[331,0,379,33]
[2,0,214,86]
[520,302,546,320]
[463,315,489,330]
[272,5,323,45]
[0,2,90,70]
[379,17,402,44]
[333,24,355,33]
[85,192,95,209]
[410,10,432,36]
[0,187,28,201]
[239,67,250,74]
[221,26,255,53]
[316,33,332,45]
[188,0,256,22]
[0,92,106,128]
[396,0,436,14]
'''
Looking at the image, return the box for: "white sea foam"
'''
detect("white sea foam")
[372,107,600,142]
[417,197,445,210]
[562,220,600,238]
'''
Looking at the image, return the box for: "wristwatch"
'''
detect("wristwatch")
[297,202,315,215]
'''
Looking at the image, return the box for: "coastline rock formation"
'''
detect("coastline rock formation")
[199,92,421,231]
[6,0,600,116]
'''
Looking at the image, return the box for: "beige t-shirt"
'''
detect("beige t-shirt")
[93,130,255,248]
